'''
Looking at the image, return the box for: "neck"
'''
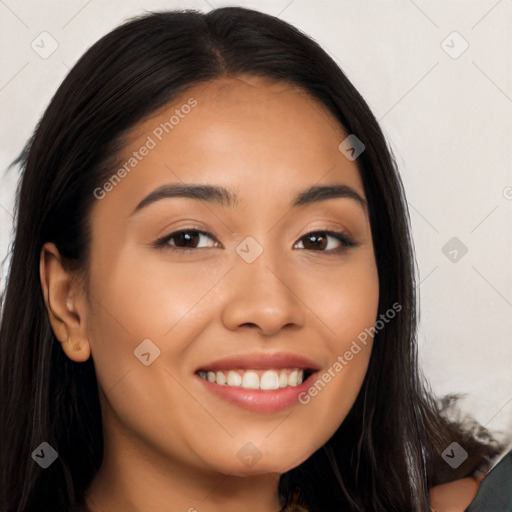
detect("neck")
[85,413,284,512]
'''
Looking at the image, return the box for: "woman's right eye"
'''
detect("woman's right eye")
[153,229,221,252]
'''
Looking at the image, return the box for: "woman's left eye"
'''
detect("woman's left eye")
[293,230,356,254]
[153,229,356,254]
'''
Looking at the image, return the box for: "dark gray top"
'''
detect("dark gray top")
[465,449,512,512]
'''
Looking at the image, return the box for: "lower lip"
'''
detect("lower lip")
[195,372,317,413]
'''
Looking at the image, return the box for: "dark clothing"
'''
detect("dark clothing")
[465,449,512,512]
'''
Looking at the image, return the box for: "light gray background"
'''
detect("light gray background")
[1,0,511,459]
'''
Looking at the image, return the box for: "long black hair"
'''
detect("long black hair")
[0,7,503,512]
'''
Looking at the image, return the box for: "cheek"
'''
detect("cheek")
[84,245,229,397]
[82,250,226,466]
[295,252,379,427]
[87,245,222,341]
[304,250,380,343]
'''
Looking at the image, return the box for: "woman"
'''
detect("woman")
[0,7,508,512]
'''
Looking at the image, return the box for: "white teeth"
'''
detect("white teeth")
[198,368,306,389]
[241,370,260,389]
[227,370,242,386]
[260,370,280,390]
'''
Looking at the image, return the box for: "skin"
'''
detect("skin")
[39,75,478,511]
[429,475,482,512]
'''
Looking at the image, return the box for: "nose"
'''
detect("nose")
[220,248,306,337]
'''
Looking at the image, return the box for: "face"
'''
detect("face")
[77,75,379,477]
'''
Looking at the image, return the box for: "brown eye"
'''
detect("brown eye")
[154,229,219,251]
[295,230,356,254]
[171,231,200,248]
[301,232,328,250]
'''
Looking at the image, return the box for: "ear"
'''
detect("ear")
[39,242,91,362]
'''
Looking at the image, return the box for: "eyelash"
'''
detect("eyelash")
[152,227,357,255]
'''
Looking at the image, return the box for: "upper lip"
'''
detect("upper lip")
[195,352,322,372]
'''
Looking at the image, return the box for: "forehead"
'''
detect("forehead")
[170,74,341,125]
[129,73,348,163]
[90,74,365,222]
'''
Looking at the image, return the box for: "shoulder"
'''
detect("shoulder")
[464,449,512,512]
[429,476,481,512]
[430,449,512,512]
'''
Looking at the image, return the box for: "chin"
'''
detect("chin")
[231,445,315,477]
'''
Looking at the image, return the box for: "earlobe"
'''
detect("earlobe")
[39,242,91,362]
[61,331,92,363]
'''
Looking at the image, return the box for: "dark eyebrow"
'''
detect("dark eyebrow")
[130,184,238,216]
[130,183,367,216]
[293,184,367,212]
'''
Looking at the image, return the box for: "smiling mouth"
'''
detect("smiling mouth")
[196,368,315,390]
